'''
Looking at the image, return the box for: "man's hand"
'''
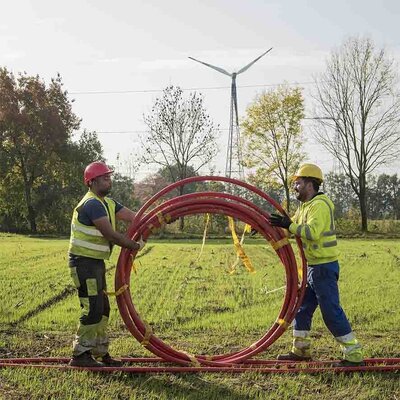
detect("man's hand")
[136,236,146,251]
[269,213,292,229]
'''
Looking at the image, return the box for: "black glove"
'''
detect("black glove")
[250,228,258,237]
[269,213,292,229]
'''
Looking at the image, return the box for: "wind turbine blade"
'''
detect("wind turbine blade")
[188,57,232,76]
[236,47,273,75]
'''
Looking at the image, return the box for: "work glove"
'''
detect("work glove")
[269,213,292,229]
[136,236,146,251]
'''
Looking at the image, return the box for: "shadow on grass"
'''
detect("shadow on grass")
[102,372,252,400]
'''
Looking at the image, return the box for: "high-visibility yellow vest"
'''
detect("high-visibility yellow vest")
[289,194,338,265]
[68,191,116,260]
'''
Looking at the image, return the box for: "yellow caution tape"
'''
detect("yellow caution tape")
[297,265,303,282]
[228,217,255,274]
[244,224,252,233]
[148,223,156,234]
[153,212,171,233]
[227,252,236,275]
[228,266,236,275]
[128,253,138,274]
[157,212,165,226]
[131,262,137,275]
[141,320,153,346]
[270,237,289,250]
[228,218,245,274]
[194,213,210,263]
[105,284,129,297]
[277,318,290,330]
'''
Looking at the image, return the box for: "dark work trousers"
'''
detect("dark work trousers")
[69,256,110,357]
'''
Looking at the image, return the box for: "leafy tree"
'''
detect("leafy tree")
[0,165,26,232]
[0,130,103,234]
[323,172,357,218]
[241,85,306,213]
[34,130,104,233]
[313,37,400,231]
[157,164,200,195]
[0,68,81,232]
[134,173,171,207]
[107,172,139,232]
[367,174,400,219]
[110,173,139,212]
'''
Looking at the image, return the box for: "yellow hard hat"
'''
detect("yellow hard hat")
[293,163,323,182]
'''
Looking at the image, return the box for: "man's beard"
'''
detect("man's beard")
[98,187,111,197]
[295,191,303,201]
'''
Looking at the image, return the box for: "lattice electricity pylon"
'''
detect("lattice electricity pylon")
[189,49,272,180]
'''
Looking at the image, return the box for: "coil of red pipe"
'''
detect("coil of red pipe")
[115,176,307,367]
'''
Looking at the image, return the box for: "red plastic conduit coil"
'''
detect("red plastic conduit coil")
[115,176,307,367]
[1,177,399,372]
[0,176,400,374]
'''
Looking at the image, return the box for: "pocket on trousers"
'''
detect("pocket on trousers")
[86,278,98,296]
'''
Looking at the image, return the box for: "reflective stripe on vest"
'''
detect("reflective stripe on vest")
[317,197,336,235]
[71,223,103,237]
[70,238,110,252]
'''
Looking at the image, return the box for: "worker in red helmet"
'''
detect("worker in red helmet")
[68,161,145,367]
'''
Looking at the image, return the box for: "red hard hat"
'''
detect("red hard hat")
[84,161,113,185]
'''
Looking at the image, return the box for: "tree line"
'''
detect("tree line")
[1,36,399,234]
[0,68,138,234]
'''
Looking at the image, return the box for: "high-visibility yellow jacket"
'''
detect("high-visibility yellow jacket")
[68,191,116,260]
[288,194,338,265]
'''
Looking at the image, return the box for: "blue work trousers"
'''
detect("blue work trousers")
[293,260,352,338]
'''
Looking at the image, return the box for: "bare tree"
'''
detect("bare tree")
[313,37,400,231]
[142,85,219,229]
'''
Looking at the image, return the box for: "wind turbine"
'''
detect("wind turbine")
[189,48,272,180]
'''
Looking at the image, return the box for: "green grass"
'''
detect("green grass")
[0,233,399,399]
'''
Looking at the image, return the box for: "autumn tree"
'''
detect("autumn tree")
[0,68,80,232]
[241,85,306,212]
[0,128,103,233]
[313,37,400,231]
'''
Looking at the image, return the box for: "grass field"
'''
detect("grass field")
[0,233,399,399]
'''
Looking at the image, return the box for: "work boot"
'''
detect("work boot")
[277,352,312,361]
[68,351,104,367]
[333,359,365,368]
[100,353,123,367]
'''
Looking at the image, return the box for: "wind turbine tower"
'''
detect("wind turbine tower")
[189,48,272,180]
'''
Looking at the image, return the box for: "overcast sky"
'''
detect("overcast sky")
[2,0,400,179]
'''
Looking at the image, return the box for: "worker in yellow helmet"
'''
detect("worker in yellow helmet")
[270,163,364,367]
[68,161,145,367]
